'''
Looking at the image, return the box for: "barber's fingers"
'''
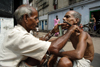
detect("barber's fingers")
[57,23,67,29]
[75,26,83,33]
[70,25,78,30]
[68,25,79,33]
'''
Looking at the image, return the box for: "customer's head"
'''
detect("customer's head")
[14,5,39,32]
[63,10,81,29]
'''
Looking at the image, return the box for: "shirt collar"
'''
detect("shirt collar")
[15,24,28,33]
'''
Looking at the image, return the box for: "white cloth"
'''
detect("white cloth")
[0,24,51,67]
[73,58,91,67]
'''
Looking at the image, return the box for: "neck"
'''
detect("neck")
[56,18,58,20]
[26,28,30,32]
[24,26,30,32]
[21,22,30,33]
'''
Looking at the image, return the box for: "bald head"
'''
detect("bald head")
[14,4,37,24]
[67,11,81,25]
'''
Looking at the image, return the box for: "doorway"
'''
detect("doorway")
[42,21,44,30]
[90,10,100,30]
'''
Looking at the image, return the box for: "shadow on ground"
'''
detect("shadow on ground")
[91,53,100,67]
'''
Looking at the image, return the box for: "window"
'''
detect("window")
[53,0,58,10]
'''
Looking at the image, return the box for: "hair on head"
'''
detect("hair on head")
[14,5,33,24]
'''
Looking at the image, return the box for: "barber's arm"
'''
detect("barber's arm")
[48,25,79,55]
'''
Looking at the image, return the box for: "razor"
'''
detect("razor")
[63,21,72,26]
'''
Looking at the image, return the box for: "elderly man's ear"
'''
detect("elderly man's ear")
[75,18,79,24]
[23,14,30,23]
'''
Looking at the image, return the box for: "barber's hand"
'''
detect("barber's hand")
[68,25,80,33]
[53,23,67,33]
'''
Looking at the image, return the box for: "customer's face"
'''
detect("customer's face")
[26,8,39,30]
[63,11,77,29]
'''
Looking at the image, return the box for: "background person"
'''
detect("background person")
[32,25,39,37]
[54,15,60,36]
[36,25,39,36]
[90,14,96,31]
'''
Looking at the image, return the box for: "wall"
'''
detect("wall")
[58,0,69,9]
[0,0,29,45]
[48,0,54,12]
[48,0,100,30]
[0,17,14,45]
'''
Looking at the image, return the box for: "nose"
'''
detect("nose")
[63,17,66,20]
[37,19,39,23]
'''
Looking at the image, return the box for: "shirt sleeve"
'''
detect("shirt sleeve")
[18,33,51,61]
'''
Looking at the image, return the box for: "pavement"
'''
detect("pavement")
[36,31,100,67]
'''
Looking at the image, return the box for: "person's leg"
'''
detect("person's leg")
[57,57,73,67]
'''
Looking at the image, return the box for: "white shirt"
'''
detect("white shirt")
[0,24,51,67]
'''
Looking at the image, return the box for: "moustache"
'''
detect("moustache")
[63,21,72,26]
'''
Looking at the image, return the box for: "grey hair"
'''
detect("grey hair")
[72,11,81,26]
[14,5,32,24]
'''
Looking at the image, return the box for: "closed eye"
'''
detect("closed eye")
[34,17,38,20]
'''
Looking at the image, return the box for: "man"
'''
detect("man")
[0,5,79,67]
[90,14,96,31]
[48,11,94,67]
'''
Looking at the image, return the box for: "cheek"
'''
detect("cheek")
[29,19,36,26]
[68,18,76,25]
[27,21,35,29]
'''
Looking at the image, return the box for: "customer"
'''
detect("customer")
[48,10,94,67]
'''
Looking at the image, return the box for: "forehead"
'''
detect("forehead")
[65,11,74,16]
[31,8,38,16]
